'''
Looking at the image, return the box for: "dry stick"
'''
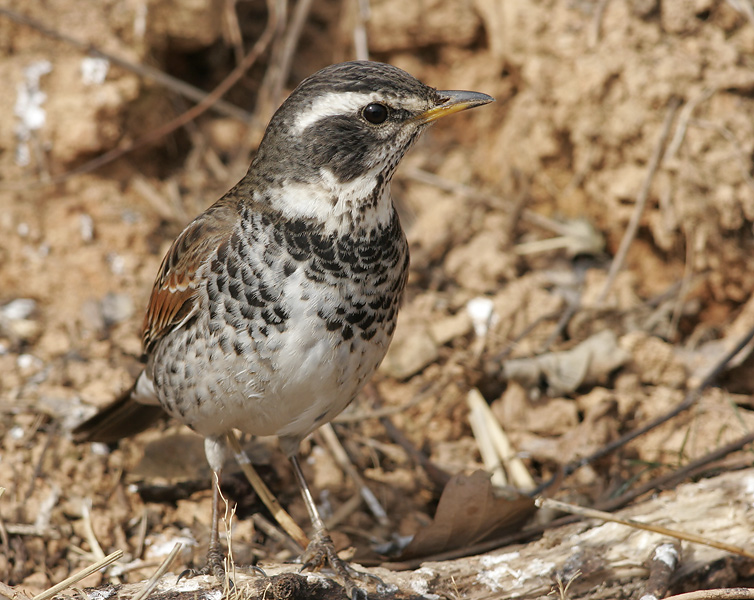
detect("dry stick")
[22,418,52,502]
[80,502,106,562]
[251,513,303,555]
[598,429,754,513]
[133,507,149,560]
[364,385,452,490]
[334,380,441,423]
[667,227,695,342]
[274,0,315,104]
[131,543,183,600]
[254,0,289,125]
[467,389,536,491]
[0,8,250,123]
[688,118,754,193]
[325,492,364,531]
[383,429,754,571]
[597,98,681,304]
[0,487,8,560]
[641,542,681,600]
[318,423,390,527]
[353,0,371,60]
[468,389,507,487]
[223,0,246,66]
[587,0,611,47]
[536,497,754,560]
[402,166,580,241]
[662,87,716,164]
[225,431,309,550]
[534,322,754,495]
[663,589,754,600]
[0,582,31,600]
[378,413,451,491]
[31,549,124,600]
[2,0,279,189]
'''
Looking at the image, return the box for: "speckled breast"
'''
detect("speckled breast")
[149,206,409,443]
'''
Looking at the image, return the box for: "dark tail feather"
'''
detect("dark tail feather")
[73,383,167,444]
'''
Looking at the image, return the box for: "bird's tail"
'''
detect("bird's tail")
[72,378,167,444]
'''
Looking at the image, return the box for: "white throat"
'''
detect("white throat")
[262,165,394,232]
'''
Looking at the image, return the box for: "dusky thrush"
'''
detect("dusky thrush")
[73,60,493,597]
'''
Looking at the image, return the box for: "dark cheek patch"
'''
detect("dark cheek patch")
[304,116,377,182]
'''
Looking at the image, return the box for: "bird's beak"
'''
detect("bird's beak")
[415,90,494,124]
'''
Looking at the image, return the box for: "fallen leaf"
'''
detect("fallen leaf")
[398,470,535,560]
[502,330,629,396]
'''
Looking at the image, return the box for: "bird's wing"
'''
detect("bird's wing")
[142,196,239,354]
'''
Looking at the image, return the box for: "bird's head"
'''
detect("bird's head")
[249,61,493,228]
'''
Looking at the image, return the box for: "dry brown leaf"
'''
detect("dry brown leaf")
[502,330,629,397]
[398,470,535,560]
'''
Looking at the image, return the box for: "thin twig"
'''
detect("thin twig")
[80,502,106,562]
[467,389,536,491]
[641,542,681,600]
[468,388,507,487]
[353,0,371,60]
[318,423,390,527]
[536,497,754,560]
[324,492,364,530]
[0,582,32,600]
[534,323,754,495]
[688,118,754,193]
[663,589,754,600]
[225,431,308,549]
[254,0,288,125]
[0,8,251,122]
[275,0,315,103]
[587,0,611,47]
[223,0,246,65]
[662,87,716,164]
[364,385,452,490]
[598,98,681,304]
[598,429,754,512]
[402,166,584,241]
[251,513,302,554]
[31,549,123,600]
[3,0,279,189]
[131,543,182,600]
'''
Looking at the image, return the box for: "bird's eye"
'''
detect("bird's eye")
[362,103,389,125]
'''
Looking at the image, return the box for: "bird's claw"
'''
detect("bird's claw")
[299,532,384,599]
[175,546,235,590]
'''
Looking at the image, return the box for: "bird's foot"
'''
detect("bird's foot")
[300,532,384,600]
[177,544,259,589]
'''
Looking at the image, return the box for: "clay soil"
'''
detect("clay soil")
[2,0,754,598]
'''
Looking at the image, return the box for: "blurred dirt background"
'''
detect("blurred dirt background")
[3,0,754,598]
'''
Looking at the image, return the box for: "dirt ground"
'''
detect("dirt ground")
[2,0,754,598]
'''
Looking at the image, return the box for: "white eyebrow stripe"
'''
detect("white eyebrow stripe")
[293,91,377,134]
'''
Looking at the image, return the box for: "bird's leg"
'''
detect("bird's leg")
[206,469,228,581]
[179,437,230,586]
[290,455,380,600]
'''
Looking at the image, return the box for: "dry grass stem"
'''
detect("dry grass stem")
[131,543,183,600]
[467,389,536,491]
[536,497,754,560]
[663,590,754,600]
[226,430,309,549]
[319,422,390,527]
[31,549,124,600]
[0,8,251,122]
[598,98,681,304]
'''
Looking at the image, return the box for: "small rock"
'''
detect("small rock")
[101,292,134,326]
[1,298,36,321]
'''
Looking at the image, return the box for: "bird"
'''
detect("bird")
[73,60,493,598]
